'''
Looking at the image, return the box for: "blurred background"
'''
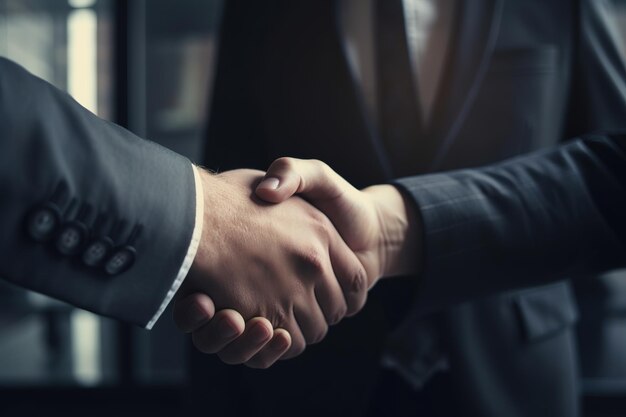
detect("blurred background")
[0,0,221,414]
[1,1,626,416]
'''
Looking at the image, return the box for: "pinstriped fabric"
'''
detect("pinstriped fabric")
[393,135,626,314]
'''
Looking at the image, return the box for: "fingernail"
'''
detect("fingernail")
[218,317,239,339]
[258,177,280,190]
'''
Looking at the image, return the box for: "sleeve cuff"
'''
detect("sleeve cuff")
[145,164,205,329]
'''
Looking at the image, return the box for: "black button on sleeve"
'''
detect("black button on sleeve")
[104,246,136,275]
[82,237,114,267]
[55,222,87,255]
[27,204,61,242]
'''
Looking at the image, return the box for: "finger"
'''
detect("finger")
[172,293,216,333]
[245,329,292,369]
[313,261,348,325]
[218,317,273,365]
[328,232,368,316]
[281,312,307,360]
[256,157,361,244]
[256,158,349,204]
[191,309,245,354]
[293,297,328,345]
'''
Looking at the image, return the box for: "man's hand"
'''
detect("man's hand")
[173,168,368,365]
[174,160,421,368]
[173,293,292,368]
[255,158,421,281]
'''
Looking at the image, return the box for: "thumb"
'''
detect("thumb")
[255,157,350,204]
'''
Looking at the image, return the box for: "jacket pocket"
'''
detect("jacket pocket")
[514,282,579,343]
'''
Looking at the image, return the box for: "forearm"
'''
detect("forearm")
[392,134,626,312]
[0,58,197,326]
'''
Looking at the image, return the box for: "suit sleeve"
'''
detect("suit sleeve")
[394,134,626,313]
[0,57,198,327]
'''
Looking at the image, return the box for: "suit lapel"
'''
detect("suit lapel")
[427,0,503,170]
[263,0,502,180]
[339,0,503,176]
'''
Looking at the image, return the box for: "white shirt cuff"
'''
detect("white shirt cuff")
[145,163,205,329]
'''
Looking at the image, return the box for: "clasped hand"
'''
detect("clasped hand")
[173,159,419,368]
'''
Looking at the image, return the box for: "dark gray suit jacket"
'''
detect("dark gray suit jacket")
[0,57,197,327]
[200,0,626,416]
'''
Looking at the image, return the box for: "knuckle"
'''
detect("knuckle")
[298,247,327,276]
[308,215,334,246]
[309,208,331,230]
[329,302,348,325]
[308,324,328,345]
[310,158,328,173]
[274,156,295,171]
[269,306,290,329]
[343,266,368,315]
[282,328,306,359]
[347,293,368,317]
[288,339,306,358]
[350,265,368,294]
[312,159,339,187]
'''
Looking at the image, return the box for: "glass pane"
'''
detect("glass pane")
[0,0,114,386]
[0,0,222,388]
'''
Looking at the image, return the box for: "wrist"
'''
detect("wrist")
[187,168,266,291]
[363,184,421,278]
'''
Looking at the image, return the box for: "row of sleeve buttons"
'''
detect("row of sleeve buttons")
[26,185,137,276]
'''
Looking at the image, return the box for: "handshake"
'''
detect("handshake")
[173,158,421,368]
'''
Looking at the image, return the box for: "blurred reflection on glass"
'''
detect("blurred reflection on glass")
[0,0,221,388]
[0,0,113,386]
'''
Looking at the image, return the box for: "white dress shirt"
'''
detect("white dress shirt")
[339,0,455,125]
[146,164,204,329]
